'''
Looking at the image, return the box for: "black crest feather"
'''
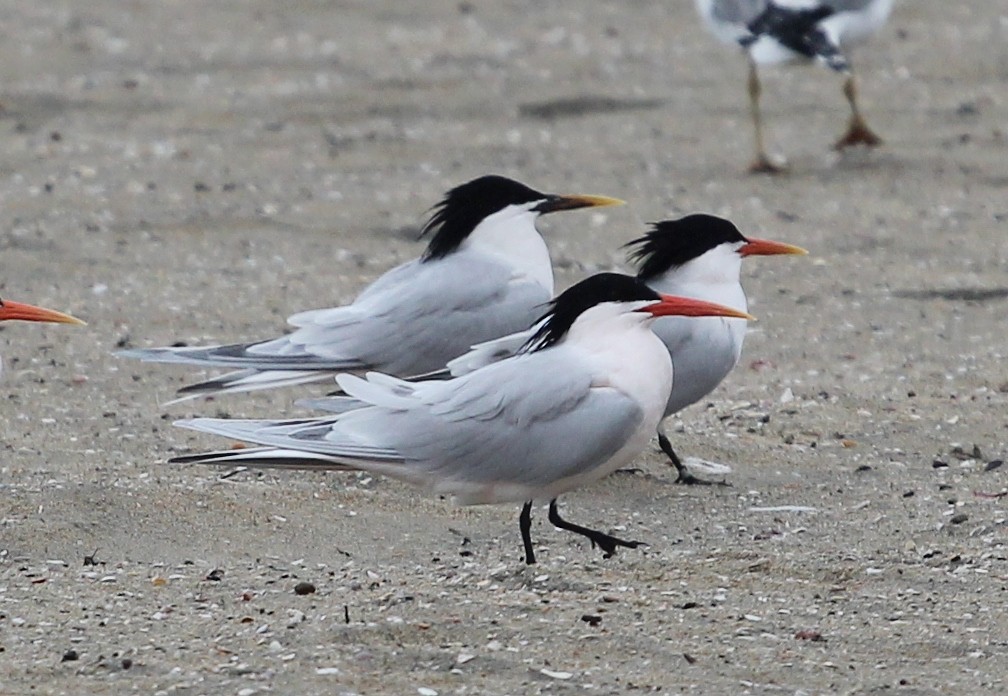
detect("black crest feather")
[420,175,548,261]
[626,214,747,281]
[522,273,660,352]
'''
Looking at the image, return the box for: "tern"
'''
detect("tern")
[168,273,754,565]
[624,214,806,483]
[694,0,893,172]
[119,175,622,401]
[305,215,805,485]
[0,297,85,376]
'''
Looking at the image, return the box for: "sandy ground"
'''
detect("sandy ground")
[1,1,1007,693]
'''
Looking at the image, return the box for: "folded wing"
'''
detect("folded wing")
[175,349,643,504]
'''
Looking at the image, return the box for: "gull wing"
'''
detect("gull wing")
[824,1,880,12]
[695,0,768,43]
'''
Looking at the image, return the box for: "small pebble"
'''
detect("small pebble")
[795,629,825,642]
[294,581,316,595]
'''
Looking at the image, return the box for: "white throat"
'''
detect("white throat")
[646,243,746,308]
[461,203,554,294]
[565,301,674,432]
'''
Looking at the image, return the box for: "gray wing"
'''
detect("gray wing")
[121,251,550,397]
[696,0,767,42]
[116,344,363,371]
[296,394,368,414]
[707,0,766,24]
[259,253,550,376]
[823,0,879,12]
[292,328,537,411]
[702,0,877,23]
[444,328,536,377]
[176,349,643,504]
[697,0,883,38]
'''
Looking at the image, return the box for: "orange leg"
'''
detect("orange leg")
[834,73,883,150]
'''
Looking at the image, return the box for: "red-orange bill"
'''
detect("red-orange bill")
[644,295,755,321]
[0,299,85,325]
[739,238,808,257]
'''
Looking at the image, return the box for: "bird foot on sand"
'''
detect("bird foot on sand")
[834,122,882,150]
[748,153,789,175]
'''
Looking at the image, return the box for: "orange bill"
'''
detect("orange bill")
[739,238,808,257]
[0,298,86,325]
[643,295,755,321]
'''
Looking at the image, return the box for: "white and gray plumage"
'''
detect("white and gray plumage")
[305,215,806,485]
[695,0,893,172]
[170,273,754,565]
[624,215,805,482]
[118,175,622,402]
[0,297,85,377]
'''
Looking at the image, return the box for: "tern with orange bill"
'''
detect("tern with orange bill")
[309,215,806,485]
[625,214,806,483]
[168,273,755,565]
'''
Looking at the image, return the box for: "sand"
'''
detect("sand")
[1,1,1007,693]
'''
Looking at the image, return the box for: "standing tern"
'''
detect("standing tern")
[310,215,806,482]
[305,215,805,485]
[694,0,893,172]
[169,273,754,565]
[119,175,622,401]
[625,214,806,483]
[0,297,85,376]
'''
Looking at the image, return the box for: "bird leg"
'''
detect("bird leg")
[519,500,536,565]
[834,73,882,150]
[547,499,643,559]
[747,61,786,174]
[658,431,729,486]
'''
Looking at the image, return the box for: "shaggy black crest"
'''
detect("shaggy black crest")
[420,175,548,261]
[741,3,847,70]
[522,273,660,353]
[626,214,747,281]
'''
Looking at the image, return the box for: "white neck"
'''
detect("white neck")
[644,243,747,310]
[565,302,673,420]
[461,203,554,294]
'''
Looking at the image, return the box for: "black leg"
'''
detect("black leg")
[547,499,643,559]
[519,501,536,565]
[658,432,726,487]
